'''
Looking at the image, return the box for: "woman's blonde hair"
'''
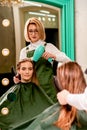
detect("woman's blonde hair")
[24,17,46,42]
[54,61,86,130]
[17,58,39,86]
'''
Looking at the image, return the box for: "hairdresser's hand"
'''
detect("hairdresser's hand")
[13,74,21,84]
[57,89,70,105]
[42,52,56,60]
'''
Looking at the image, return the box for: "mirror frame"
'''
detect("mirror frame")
[26,0,75,60]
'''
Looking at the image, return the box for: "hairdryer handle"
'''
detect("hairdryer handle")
[32,45,45,62]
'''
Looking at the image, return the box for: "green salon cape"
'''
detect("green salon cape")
[23,103,87,130]
[0,82,54,130]
[27,50,57,103]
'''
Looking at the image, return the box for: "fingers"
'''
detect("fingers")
[13,76,20,84]
[42,52,56,60]
[57,89,69,105]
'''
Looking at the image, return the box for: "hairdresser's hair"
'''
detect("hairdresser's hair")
[54,61,86,130]
[17,58,39,86]
[24,17,46,42]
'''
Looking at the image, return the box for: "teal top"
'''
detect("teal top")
[0,82,54,130]
[27,50,57,103]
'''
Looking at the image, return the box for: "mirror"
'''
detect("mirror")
[0,0,75,73]
[0,0,74,95]
[13,0,75,66]
[13,2,61,64]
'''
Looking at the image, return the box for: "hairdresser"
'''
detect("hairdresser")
[14,17,71,103]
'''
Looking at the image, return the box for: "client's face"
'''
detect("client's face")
[18,61,34,83]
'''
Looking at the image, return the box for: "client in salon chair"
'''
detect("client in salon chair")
[0,58,54,130]
[24,61,87,130]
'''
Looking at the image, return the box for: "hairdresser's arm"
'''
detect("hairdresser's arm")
[57,88,87,110]
[45,43,71,62]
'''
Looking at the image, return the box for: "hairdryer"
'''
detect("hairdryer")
[32,45,59,76]
[32,45,53,62]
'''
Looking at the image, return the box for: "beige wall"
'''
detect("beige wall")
[75,0,87,81]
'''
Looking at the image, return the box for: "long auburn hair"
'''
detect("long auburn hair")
[54,61,86,130]
[17,58,39,86]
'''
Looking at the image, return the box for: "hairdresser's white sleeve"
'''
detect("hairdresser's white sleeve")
[67,87,87,110]
[45,43,71,63]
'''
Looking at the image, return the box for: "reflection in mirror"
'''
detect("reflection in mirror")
[0,0,74,96]
[13,2,61,63]
[0,2,60,96]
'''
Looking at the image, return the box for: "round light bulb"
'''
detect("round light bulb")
[2,78,9,86]
[1,107,9,115]
[2,48,10,56]
[2,19,10,27]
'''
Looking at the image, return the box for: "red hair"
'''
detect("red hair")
[54,61,86,130]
